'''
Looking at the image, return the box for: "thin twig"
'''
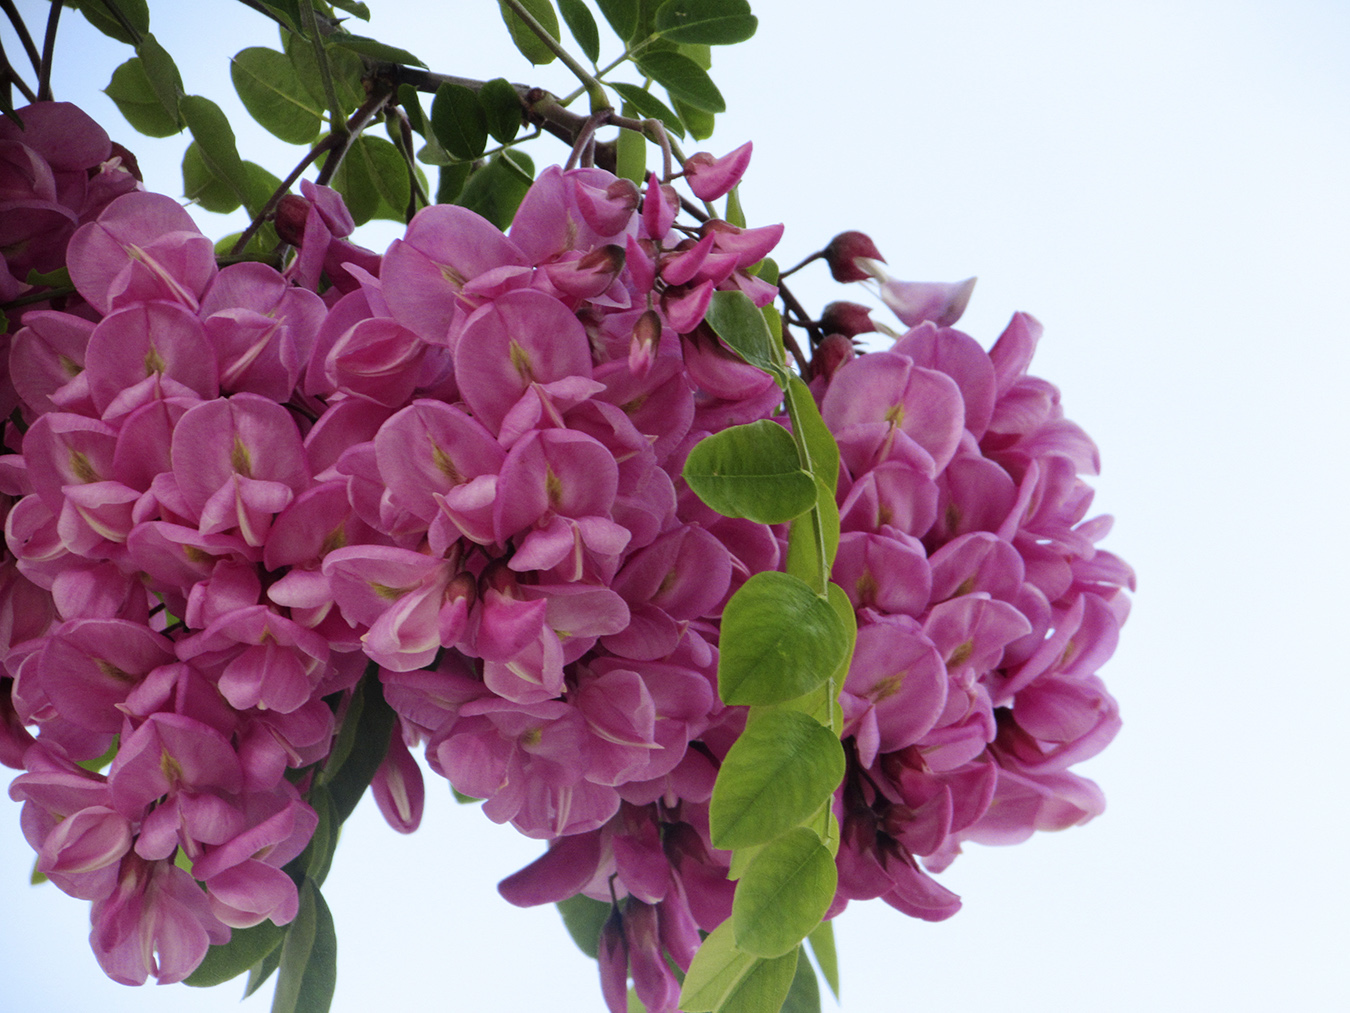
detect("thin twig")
[0,0,41,74]
[775,278,819,370]
[37,1,60,101]
[230,134,340,255]
[314,79,394,185]
[0,37,38,104]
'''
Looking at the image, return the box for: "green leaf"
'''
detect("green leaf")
[431,82,488,161]
[67,0,150,45]
[557,0,601,62]
[725,185,746,228]
[135,34,184,126]
[258,0,304,35]
[332,134,411,224]
[181,95,261,214]
[328,33,427,68]
[29,860,46,885]
[705,290,781,373]
[784,375,838,490]
[557,894,611,958]
[654,0,757,45]
[291,784,338,887]
[329,0,372,19]
[683,421,815,525]
[609,82,685,140]
[671,96,714,141]
[636,50,725,112]
[324,671,397,822]
[709,708,845,850]
[272,879,337,1013]
[231,47,323,144]
[717,571,851,706]
[284,28,365,116]
[437,162,473,203]
[595,0,639,42]
[479,78,523,145]
[732,828,837,958]
[806,922,840,1001]
[105,58,180,137]
[184,922,285,988]
[615,117,646,183]
[182,142,241,214]
[456,151,535,230]
[243,941,283,998]
[497,0,561,65]
[680,922,799,1013]
[781,948,822,1013]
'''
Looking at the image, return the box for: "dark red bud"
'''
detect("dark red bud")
[820,301,877,338]
[823,230,885,282]
[810,333,857,384]
[274,194,311,246]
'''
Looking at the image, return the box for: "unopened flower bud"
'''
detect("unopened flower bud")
[810,333,856,383]
[274,194,310,246]
[824,230,885,282]
[820,301,877,338]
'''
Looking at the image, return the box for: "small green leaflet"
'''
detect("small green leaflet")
[556,894,611,958]
[431,82,488,161]
[807,921,840,1000]
[680,921,799,1013]
[497,0,561,65]
[683,420,815,525]
[654,0,758,46]
[105,57,180,137]
[595,0,639,43]
[67,0,150,45]
[731,827,837,958]
[457,151,536,230]
[332,134,412,225]
[781,949,823,1013]
[557,0,601,63]
[183,921,285,988]
[636,50,725,113]
[231,47,323,144]
[479,78,524,145]
[270,879,337,1013]
[717,571,851,706]
[704,289,783,374]
[709,708,845,850]
[328,33,427,69]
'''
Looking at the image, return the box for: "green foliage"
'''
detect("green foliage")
[557,894,612,958]
[322,672,398,822]
[431,82,488,161]
[332,134,412,224]
[654,0,758,46]
[184,922,285,988]
[683,421,815,525]
[284,27,365,118]
[105,57,180,137]
[328,33,426,68]
[732,828,837,958]
[479,78,524,145]
[709,709,845,850]
[136,33,184,126]
[181,95,275,218]
[615,116,646,182]
[806,922,840,1001]
[558,0,602,63]
[704,290,781,373]
[231,47,324,144]
[456,151,535,229]
[66,0,151,45]
[497,0,561,65]
[680,922,800,1013]
[672,96,715,141]
[271,879,338,1013]
[636,50,725,112]
[595,0,639,43]
[182,142,241,213]
[781,950,823,1013]
[717,572,851,706]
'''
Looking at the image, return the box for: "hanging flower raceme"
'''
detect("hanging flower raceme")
[0,98,1130,1013]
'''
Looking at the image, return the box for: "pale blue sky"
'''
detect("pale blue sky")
[2,1,1347,1010]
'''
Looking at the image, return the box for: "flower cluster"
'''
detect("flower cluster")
[807,253,1133,922]
[0,99,1131,1010]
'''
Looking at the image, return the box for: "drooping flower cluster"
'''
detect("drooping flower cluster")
[0,99,1131,1010]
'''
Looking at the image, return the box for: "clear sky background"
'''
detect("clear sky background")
[2,1,1347,1011]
